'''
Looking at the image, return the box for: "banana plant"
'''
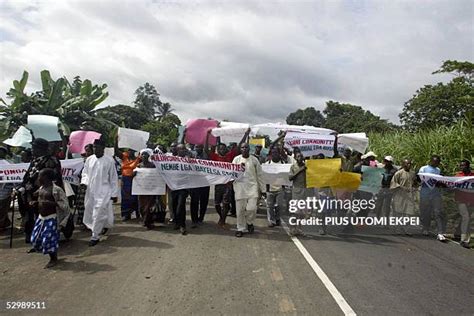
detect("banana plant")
[1,70,112,140]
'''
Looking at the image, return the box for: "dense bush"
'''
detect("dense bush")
[368,120,474,175]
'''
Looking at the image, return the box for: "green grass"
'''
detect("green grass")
[368,120,474,175]
[369,120,474,235]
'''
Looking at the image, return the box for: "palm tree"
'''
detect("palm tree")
[157,102,174,121]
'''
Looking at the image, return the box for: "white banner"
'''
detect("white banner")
[284,132,337,158]
[418,173,474,191]
[211,122,250,144]
[251,123,335,140]
[261,163,292,186]
[151,154,244,190]
[132,168,167,195]
[118,127,150,152]
[337,133,369,154]
[0,158,84,184]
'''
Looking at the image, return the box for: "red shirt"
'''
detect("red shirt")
[209,148,238,163]
[454,171,474,204]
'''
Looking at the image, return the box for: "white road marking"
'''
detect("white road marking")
[282,221,357,316]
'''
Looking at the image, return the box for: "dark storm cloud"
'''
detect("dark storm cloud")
[1,0,472,126]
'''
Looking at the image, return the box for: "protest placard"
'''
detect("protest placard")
[118,127,150,152]
[337,133,369,154]
[211,122,250,144]
[249,138,265,147]
[306,158,341,188]
[0,159,84,184]
[3,126,33,148]
[185,119,218,145]
[151,154,244,190]
[261,163,292,186]
[69,131,102,153]
[27,115,61,141]
[285,132,337,158]
[331,172,361,191]
[359,166,384,194]
[132,168,167,195]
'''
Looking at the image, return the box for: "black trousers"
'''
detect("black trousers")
[190,186,210,223]
[171,189,188,228]
[24,204,36,243]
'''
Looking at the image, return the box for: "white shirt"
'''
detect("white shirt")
[232,154,265,199]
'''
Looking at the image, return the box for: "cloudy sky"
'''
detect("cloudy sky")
[1,0,472,124]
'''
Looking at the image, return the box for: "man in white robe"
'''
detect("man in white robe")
[81,139,119,246]
[232,143,265,237]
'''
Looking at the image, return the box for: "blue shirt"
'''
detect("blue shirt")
[418,165,441,197]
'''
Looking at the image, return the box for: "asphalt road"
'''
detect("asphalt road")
[1,205,473,316]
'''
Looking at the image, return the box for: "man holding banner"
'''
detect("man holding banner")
[189,144,210,227]
[454,159,473,248]
[390,159,417,235]
[232,143,265,237]
[418,155,447,241]
[206,128,250,228]
[134,149,156,230]
[288,151,311,236]
[265,147,285,227]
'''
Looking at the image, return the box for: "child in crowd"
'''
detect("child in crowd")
[29,168,70,268]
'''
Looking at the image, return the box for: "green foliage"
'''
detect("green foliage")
[286,102,396,133]
[0,70,111,139]
[134,83,162,119]
[95,104,150,130]
[157,102,174,121]
[323,101,397,133]
[141,114,181,147]
[133,83,174,121]
[286,107,325,127]
[368,119,474,175]
[432,60,474,79]
[399,78,473,131]
[400,61,473,131]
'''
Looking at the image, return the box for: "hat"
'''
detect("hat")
[361,151,377,159]
[31,138,49,149]
[384,155,394,162]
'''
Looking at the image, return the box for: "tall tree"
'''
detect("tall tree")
[323,101,396,133]
[133,83,162,119]
[286,107,325,127]
[95,104,150,130]
[400,60,473,131]
[141,113,181,146]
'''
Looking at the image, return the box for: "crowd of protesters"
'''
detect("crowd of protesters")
[0,127,472,269]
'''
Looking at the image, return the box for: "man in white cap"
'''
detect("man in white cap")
[232,143,265,237]
[81,138,119,246]
[376,156,398,219]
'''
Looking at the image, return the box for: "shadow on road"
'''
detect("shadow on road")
[105,234,174,249]
[51,259,117,274]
